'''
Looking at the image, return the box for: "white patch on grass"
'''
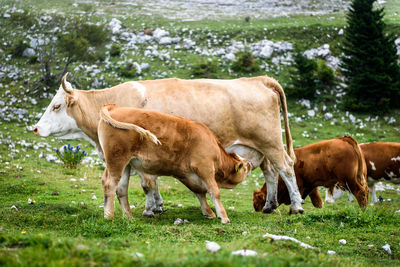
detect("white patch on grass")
[206,241,221,253]
[264,233,314,249]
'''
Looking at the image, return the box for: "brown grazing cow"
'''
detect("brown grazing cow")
[325,142,400,204]
[98,104,251,224]
[253,136,369,211]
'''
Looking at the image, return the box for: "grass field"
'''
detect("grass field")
[1,0,400,266]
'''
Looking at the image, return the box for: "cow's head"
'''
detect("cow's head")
[33,73,85,139]
[253,184,266,212]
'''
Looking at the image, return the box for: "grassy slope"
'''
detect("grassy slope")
[1,0,400,266]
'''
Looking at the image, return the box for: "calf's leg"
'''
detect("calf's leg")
[102,167,123,218]
[116,165,133,219]
[308,188,323,208]
[195,193,216,219]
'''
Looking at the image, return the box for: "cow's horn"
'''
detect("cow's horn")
[61,72,72,94]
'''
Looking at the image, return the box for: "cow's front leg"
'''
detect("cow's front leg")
[260,160,278,213]
[102,168,119,218]
[195,192,216,219]
[116,165,132,219]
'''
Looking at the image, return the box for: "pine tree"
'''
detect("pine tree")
[340,0,400,113]
[287,51,319,99]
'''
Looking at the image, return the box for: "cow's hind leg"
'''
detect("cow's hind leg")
[152,179,164,213]
[260,160,278,213]
[139,173,159,217]
[116,165,133,219]
[195,193,216,219]
[265,150,303,214]
[346,179,369,209]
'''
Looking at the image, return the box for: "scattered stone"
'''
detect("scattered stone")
[264,233,314,249]
[206,241,221,253]
[10,205,18,211]
[327,250,336,255]
[338,239,347,245]
[22,48,35,57]
[231,249,257,256]
[109,18,122,34]
[382,244,391,255]
[92,195,97,200]
[28,198,35,204]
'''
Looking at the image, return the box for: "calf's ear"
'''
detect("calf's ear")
[235,162,243,173]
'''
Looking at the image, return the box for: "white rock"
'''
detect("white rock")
[28,198,34,204]
[225,53,235,61]
[183,38,196,49]
[307,110,315,117]
[22,48,35,57]
[159,37,172,45]
[395,209,400,213]
[153,28,169,40]
[382,244,391,255]
[206,241,221,253]
[327,250,336,255]
[338,239,347,245]
[109,18,122,34]
[140,63,150,70]
[92,195,97,200]
[10,205,18,211]
[263,233,314,249]
[130,204,136,209]
[259,44,273,59]
[324,112,333,120]
[231,249,257,256]
[131,252,144,258]
[70,178,77,182]
[338,29,344,35]
[174,218,183,225]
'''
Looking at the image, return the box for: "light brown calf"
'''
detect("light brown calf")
[253,137,369,211]
[98,104,251,224]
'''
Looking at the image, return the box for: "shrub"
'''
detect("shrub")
[66,17,109,46]
[287,51,319,99]
[119,63,138,78]
[316,59,335,86]
[55,143,88,169]
[10,40,30,57]
[58,34,89,60]
[10,10,36,28]
[110,44,121,57]
[231,51,260,73]
[191,59,219,78]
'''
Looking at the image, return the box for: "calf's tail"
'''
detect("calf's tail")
[100,105,161,145]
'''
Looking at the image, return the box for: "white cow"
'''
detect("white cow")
[34,73,304,216]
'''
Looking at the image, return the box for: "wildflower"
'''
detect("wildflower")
[21,231,26,235]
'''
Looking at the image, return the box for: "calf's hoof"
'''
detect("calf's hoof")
[289,206,305,215]
[221,218,230,224]
[204,212,216,219]
[142,210,155,218]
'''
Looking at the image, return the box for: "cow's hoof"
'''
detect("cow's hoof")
[153,206,164,214]
[142,210,155,218]
[262,207,276,214]
[289,206,305,215]
[221,218,230,224]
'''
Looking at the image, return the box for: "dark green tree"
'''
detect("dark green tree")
[340,0,400,113]
[287,51,319,99]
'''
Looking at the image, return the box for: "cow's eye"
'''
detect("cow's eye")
[53,104,61,111]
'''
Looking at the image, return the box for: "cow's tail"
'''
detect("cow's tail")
[263,76,296,163]
[100,105,161,145]
[340,135,366,186]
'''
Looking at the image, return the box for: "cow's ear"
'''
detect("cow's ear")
[235,162,243,173]
[65,93,76,107]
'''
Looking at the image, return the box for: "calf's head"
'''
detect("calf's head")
[33,73,85,139]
